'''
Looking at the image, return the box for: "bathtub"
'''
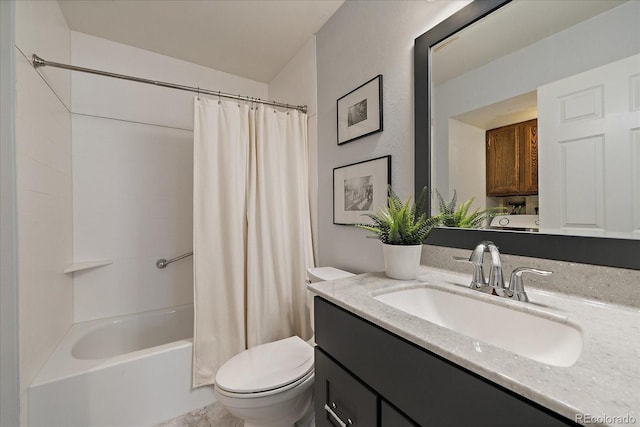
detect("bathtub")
[28,304,215,427]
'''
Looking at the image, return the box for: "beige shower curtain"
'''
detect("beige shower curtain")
[192,98,314,387]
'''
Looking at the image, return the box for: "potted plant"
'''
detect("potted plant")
[436,190,506,228]
[355,186,442,280]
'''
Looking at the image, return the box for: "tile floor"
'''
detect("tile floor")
[154,401,242,427]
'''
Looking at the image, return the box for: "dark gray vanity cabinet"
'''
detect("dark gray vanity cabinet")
[314,349,378,426]
[314,297,578,427]
[380,400,416,427]
[315,348,416,427]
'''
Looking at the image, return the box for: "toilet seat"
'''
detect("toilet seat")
[215,336,313,397]
[216,369,314,400]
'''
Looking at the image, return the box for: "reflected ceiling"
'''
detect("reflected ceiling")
[432,0,624,85]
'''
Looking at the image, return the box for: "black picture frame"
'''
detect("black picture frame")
[337,75,383,145]
[333,155,391,225]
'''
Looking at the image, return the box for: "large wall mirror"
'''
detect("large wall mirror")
[415,0,640,269]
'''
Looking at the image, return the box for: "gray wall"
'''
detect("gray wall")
[316,1,468,272]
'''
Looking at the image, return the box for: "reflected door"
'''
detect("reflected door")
[538,54,640,237]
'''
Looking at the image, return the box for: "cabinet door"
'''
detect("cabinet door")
[520,119,539,195]
[381,400,417,427]
[314,348,378,427]
[486,124,520,196]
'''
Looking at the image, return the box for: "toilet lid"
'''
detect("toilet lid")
[215,336,314,394]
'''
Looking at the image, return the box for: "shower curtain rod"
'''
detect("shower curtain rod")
[32,54,308,113]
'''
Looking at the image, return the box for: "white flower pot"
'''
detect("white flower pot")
[382,243,423,280]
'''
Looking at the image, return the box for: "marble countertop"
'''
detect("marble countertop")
[308,266,640,427]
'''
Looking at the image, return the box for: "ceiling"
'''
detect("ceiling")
[58,0,344,83]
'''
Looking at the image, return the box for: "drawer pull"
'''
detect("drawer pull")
[324,403,353,426]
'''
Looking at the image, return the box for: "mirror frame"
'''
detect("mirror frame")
[415,0,640,270]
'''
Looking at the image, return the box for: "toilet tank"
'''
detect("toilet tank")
[307,267,355,283]
[307,267,354,335]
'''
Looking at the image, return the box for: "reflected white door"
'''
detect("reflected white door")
[538,54,640,237]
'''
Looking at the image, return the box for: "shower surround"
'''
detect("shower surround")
[16,1,269,424]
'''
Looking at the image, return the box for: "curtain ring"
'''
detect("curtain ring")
[197,87,200,100]
[217,91,221,104]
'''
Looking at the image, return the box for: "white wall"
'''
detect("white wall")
[14,1,73,423]
[448,119,487,210]
[433,1,640,199]
[70,31,269,322]
[316,1,469,272]
[268,36,318,263]
[0,1,20,426]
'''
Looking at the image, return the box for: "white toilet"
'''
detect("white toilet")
[214,267,354,427]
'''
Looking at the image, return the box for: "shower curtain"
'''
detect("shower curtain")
[192,97,314,387]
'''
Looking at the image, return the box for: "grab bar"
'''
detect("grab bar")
[156,251,193,269]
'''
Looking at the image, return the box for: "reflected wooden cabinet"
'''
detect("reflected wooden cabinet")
[486,119,538,197]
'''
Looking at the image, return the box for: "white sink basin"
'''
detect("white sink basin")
[374,286,583,367]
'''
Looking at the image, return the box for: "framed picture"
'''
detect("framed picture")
[337,75,383,145]
[333,155,391,225]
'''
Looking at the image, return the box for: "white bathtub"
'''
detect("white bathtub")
[28,304,215,427]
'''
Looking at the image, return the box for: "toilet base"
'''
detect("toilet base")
[237,390,312,427]
[295,410,315,427]
[217,374,314,427]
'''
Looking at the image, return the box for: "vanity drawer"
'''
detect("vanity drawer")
[381,400,418,427]
[314,347,378,427]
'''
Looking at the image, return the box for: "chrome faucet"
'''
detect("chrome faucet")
[455,241,488,290]
[455,240,505,294]
[504,267,552,302]
[456,241,552,302]
[486,242,505,293]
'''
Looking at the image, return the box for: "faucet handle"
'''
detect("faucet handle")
[453,256,486,289]
[507,267,552,302]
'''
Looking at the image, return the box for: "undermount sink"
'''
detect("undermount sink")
[374,286,583,367]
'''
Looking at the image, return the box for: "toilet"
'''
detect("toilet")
[214,267,354,427]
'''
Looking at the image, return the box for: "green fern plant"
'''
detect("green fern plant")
[355,186,443,245]
[436,189,506,229]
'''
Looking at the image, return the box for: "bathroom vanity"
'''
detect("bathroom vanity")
[314,298,574,426]
[309,267,640,426]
